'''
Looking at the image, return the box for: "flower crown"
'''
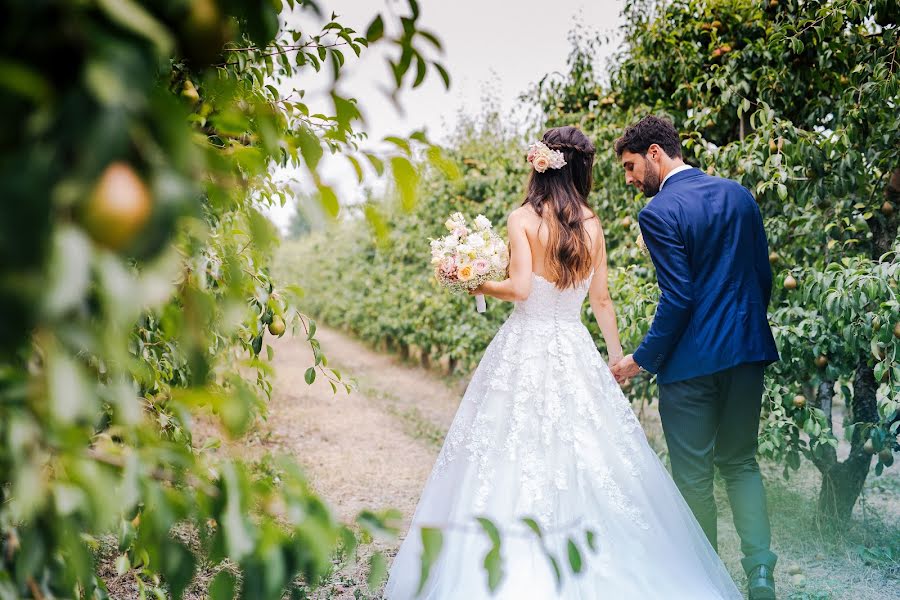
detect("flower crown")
[526,141,567,173]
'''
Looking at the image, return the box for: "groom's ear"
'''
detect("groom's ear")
[646,143,666,163]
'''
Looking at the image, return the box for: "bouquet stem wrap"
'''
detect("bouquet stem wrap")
[475,293,486,313]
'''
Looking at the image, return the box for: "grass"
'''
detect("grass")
[633,394,900,600]
[353,379,448,451]
[717,471,900,599]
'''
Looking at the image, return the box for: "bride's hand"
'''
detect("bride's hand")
[468,284,486,296]
[608,353,624,368]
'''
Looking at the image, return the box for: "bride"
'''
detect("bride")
[383,126,741,599]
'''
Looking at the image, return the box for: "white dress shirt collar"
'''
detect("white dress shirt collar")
[659,164,693,191]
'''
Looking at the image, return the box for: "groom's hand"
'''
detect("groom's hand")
[611,354,641,383]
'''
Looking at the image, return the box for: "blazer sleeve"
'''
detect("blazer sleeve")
[633,205,694,373]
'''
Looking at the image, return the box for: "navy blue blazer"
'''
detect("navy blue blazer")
[632,168,779,384]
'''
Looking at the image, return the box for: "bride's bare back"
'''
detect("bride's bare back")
[513,203,604,281]
[477,201,622,366]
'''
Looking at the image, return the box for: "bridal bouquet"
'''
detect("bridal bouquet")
[430,212,509,313]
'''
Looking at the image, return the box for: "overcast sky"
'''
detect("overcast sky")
[268,0,625,229]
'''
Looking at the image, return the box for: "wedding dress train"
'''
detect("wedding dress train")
[384,272,742,599]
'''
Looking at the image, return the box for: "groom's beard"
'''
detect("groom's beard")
[641,164,662,197]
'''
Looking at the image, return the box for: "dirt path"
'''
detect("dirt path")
[262,327,462,525]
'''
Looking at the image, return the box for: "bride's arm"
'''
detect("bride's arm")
[473,211,532,302]
[588,227,624,365]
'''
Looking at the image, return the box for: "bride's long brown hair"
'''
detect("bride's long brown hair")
[523,126,597,289]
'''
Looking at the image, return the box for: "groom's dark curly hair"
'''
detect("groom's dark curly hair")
[614,115,682,158]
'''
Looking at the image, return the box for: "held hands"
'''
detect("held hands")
[607,353,624,369]
[610,354,641,384]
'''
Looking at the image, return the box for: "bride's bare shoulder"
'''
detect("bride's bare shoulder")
[582,208,602,228]
[509,205,541,227]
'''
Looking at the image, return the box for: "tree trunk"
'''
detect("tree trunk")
[817,454,872,522]
[812,366,879,523]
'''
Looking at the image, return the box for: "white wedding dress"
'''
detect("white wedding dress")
[384,272,742,599]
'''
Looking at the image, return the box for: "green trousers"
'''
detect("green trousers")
[658,362,777,574]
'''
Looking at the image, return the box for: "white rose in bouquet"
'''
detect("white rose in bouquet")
[474,214,492,231]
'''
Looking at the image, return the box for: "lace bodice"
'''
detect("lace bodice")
[510,271,593,324]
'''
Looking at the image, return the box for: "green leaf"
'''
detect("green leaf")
[304,367,316,385]
[43,226,92,318]
[390,156,419,211]
[567,538,583,574]
[384,136,411,153]
[221,464,254,560]
[483,544,503,591]
[366,15,385,42]
[547,553,563,588]
[426,146,461,180]
[161,541,196,600]
[419,30,443,50]
[48,347,95,424]
[339,525,359,561]
[115,554,131,576]
[332,93,359,129]
[416,527,444,594]
[356,509,402,538]
[0,59,52,102]
[367,552,387,591]
[307,320,317,340]
[96,0,174,55]
[521,517,543,539]
[585,529,598,553]
[346,155,364,183]
[366,153,385,175]
[434,62,451,89]
[413,56,427,88]
[364,204,390,240]
[209,571,236,600]
[477,517,504,590]
[476,517,501,545]
[317,183,340,218]
[297,127,323,170]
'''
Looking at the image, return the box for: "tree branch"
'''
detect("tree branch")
[217,40,353,67]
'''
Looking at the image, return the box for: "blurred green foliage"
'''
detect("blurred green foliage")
[0,0,450,597]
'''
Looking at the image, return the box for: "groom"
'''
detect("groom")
[610,116,780,600]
